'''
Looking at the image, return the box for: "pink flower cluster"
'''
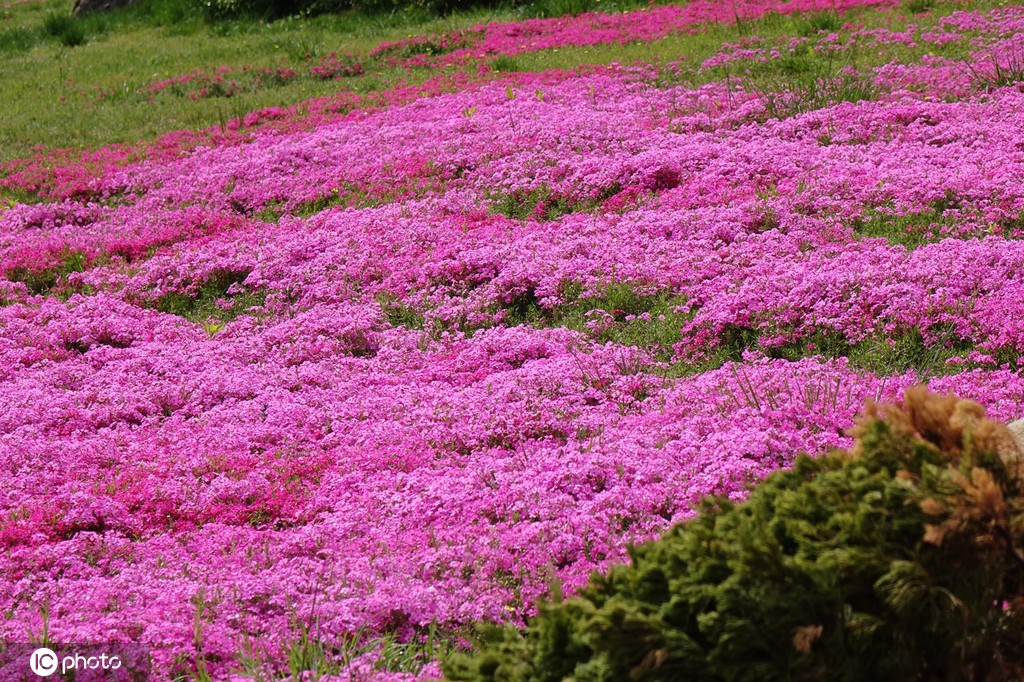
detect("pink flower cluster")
[309,53,365,80]
[4,2,1024,680]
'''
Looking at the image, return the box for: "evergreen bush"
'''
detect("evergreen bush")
[445,387,1024,681]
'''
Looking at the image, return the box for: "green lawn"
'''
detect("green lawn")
[0,0,1006,163]
[0,0,517,160]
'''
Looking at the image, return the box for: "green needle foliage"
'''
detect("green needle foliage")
[445,388,1024,681]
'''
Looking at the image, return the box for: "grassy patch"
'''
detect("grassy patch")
[488,183,621,221]
[380,281,693,362]
[748,54,880,121]
[499,281,1022,378]
[850,209,961,249]
[387,279,1020,378]
[0,26,39,55]
[370,29,474,59]
[289,188,353,217]
[43,12,88,48]
[0,0,1009,163]
[274,177,449,220]
[649,0,1005,109]
[489,54,521,73]
[491,281,693,362]
[706,323,1019,378]
[153,268,267,324]
[790,10,843,38]
[4,251,88,295]
[230,621,458,680]
[905,0,936,14]
[963,47,1024,92]
[377,292,427,330]
[0,0,512,162]
[529,0,609,19]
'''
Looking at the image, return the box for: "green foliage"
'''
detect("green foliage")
[195,0,498,21]
[489,281,690,361]
[963,45,1024,91]
[135,0,197,26]
[446,389,1024,681]
[378,292,427,330]
[499,280,1018,378]
[153,268,267,323]
[489,183,622,221]
[753,60,879,120]
[905,0,936,14]
[529,0,597,19]
[234,621,457,679]
[827,327,973,377]
[43,11,87,47]
[0,0,1004,163]
[706,322,1019,378]
[791,10,842,37]
[5,251,88,295]
[388,276,1018,379]
[701,26,881,121]
[489,54,521,73]
[293,190,348,216]
[0,26,38,54]
[849,206,963,249]
[205,0,648,21]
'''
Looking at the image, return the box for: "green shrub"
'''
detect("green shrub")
[445,388,1024,681]
[43,12,88,47]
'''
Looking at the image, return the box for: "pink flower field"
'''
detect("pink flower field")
[4,0,1024,678]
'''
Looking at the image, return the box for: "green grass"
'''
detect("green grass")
[487,183,622,221]
[502,281,692,352]
[489,53,521,73]
[5,250,89,295]
[0,0,1010,164]
[843,190,1019,248]
[42,12,88,47]
[850,208,962,249]
[499,0,996,78]
[478,280,1018,378]
[529,0,626,18]
[226,621,459,681]
[152,268,268,325]
[905,0,937,14]
[378,292,428,329]
[721,325,966,377]
[790,10,842,37]
[681,320,1021,379]
[377,279,1021,379]
[0,0,516,162]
